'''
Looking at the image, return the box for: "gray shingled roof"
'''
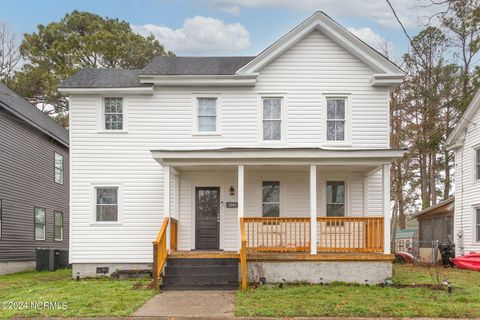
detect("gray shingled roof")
[59,69,146,88]
[141,56,255,75]
[0,83,68,146]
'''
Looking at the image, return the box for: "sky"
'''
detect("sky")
[0,0,444,60]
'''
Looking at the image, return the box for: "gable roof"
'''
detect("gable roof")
[446,88,480,148]
[236,11,403,81]
[413,197,454,218]
[0,82,68,147]
[141,56,255,75]
[59,69,145,88]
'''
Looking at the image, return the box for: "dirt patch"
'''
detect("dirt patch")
[378,283,445,290]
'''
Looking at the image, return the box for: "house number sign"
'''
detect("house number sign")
[226,202,238,208]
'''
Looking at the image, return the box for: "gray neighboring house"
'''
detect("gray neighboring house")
[0,83,69,275]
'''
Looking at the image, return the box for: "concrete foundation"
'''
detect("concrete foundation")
[247,261,392,284]
[0,260,36,275]
[72,263,151,278]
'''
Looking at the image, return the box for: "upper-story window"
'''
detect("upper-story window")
[197,98,218,133]
[262,98,282,141]
[104,97,123,130]
[54,153,64,184]
[326,98,346,142]
[34,207,46,240]
[475,148,480,181]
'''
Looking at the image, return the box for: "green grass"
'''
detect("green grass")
[0,269,155,318]
[236,264,480,318]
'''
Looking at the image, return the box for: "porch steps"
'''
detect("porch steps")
[160,257,239,290]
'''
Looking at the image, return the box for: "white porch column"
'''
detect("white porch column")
[310,165,317,254]
[238,165,245,250]
[382,164,391,254]
[163,165,171,250]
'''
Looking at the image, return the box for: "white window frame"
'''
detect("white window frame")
[475,146,480,182]
[54,152,64,184]
[91,184,122,225]
[262,181,281,217]
[258,94,287,144]
[34,207,46,241]
[323,95,351,146]
[192,94,221,135]
[54,210,63,241]
[98,97,128,133]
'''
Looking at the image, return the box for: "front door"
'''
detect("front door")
[195,187,220,250]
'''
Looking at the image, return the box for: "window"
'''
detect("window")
[262,181,280,217]
[104,97,123,130]
[262,98,282,141]
[476,148,480,181]
[96,187,118,222]
[54,153,64,184]
[197,98,217,132]
[54,211,63,241]
[326,181,345,217]
[477,208,480,243]
[326,98,346,141]
[34,207,46,240]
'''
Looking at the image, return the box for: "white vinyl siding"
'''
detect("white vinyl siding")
[104,97,123,130]
[54,153,64,184]
[69,29,390,263]
[262,98,282,141]
[34,207,46,240]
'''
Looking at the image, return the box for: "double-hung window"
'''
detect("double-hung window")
[96,187,119,222]
[104,97,123,130]
[54,211,63,241]
[54,153,64,184]
[326,98,346,142]
[326,181,345,217]
[262,181,280,217]
[476,208,480,243]
[262,98,282,141]
[197,98,217,133]
[475,148,480,181]
[34,207,46,240]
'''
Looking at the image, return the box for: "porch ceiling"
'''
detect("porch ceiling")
[151,147,405,167]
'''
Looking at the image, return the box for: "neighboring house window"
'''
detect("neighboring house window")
[262,98,282,141]
[34,207,46,240]
[262,181,280,217]
[197,98,217,132]
[104,97,123,130]
[476,148,480,181]
[54,211,63,241]
[54,153,64,184]
[477,208,480,243]
[326,181,345,217]
[96,187,118,222]
[326,98,346,141]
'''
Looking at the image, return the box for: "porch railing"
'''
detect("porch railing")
[152,217,178,290]
[241,216,384,253]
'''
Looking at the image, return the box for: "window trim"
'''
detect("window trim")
[258,94,287,144]
[192,94,222,136]
[98,97,128,133]
[54,152,64,185]
[91,184,122,225]
[34,206,46,241]
[323,95,352,146]
[54,210,64,241]
[475,146,480,182]
[261,181,281,217]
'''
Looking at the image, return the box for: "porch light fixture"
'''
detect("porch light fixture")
[229,186,235,196]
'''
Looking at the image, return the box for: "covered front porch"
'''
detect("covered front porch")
[151,148,403,288]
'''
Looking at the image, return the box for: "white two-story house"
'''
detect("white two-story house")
[447,89,480,256]
[59,12,404,289]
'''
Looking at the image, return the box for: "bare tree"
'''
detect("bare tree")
[0,23,20,83]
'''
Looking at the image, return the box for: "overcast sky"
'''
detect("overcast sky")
[1,0,444,60]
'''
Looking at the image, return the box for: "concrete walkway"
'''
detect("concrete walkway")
[132,290,235,317]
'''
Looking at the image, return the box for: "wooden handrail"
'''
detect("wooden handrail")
[240,217,248,290]
[152,217,170,290]
[170,218,178,251]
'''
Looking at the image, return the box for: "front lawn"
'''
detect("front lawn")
[236,264,480,318]
[0,269,155,318]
